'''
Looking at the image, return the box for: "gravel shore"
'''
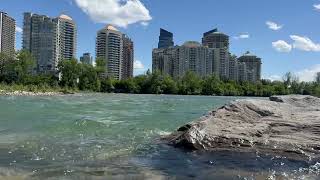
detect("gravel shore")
[0,90,64,96]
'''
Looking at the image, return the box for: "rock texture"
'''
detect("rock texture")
[165,95,320,160]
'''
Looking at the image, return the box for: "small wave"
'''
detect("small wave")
[146,129,171,137]
[0,167,32,179]
[155,130,171,136]
[74,118,107,128]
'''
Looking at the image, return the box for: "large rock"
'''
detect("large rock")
[165,95,320,160]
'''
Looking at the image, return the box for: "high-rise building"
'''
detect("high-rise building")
[158,28,174,49]
[0,12,15,57]
[238,62,248,82]
[96,25,123,80]
[152,47,177,77]
[153,28,262,83]
[178,41,212,77]
[80,53,93,65]
[202,28,229,49]
[238,51,262,82]
[122,35,134,79]
[22,13,77,74]
[202,28,230,79]
[57,15,77,61]
[153,41,215,79]
[23,13,58,73]
[229,54,239,81]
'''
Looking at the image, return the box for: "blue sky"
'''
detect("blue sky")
[2,0,320,81]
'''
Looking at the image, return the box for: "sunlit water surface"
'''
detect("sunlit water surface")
[0,94,319,180]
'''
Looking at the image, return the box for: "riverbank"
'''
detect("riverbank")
[0,90,64,96]
[0,84,77,96]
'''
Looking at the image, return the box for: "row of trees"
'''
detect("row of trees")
[1,51,320,97]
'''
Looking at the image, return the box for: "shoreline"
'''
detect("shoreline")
[0,90,266,97]
[0,90,66,96]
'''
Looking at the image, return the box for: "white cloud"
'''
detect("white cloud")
[272,40,292,52]
[272,36,320,53]
[15,26,23,33]
[140,21,149,26]
[134,60,144,69]
[263,74,282,81]
[266,21,283,31]
[290,35,320,52]
[234,33,250,40]
[266,65,320,82]
[74,0,152,28]
[296,64,320,82]
[314,4,320,11]
[134,60,147,76]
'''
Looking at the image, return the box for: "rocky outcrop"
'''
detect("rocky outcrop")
[165,95,320,160]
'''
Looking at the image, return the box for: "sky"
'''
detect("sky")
[2,0,320,81]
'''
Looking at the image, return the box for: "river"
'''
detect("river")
[0,94,319,179]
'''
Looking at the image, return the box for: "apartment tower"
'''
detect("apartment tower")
[238,51,262,82]
[0,12,15,57]
[80,52,93,65]
[22,13,77,74]
[202,28,230,79]
[158,28,174,49]
[122,35,134,79]
[96,25,123,80]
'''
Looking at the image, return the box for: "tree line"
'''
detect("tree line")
[1,51,320,97]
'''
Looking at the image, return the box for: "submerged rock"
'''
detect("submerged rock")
[165,95,320,160]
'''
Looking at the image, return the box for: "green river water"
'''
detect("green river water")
[0,94,319,180]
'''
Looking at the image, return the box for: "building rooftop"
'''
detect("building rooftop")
[59,14,73,21]
[183,41,201,47]
[203,28,228,37]
[105,24,118,31]
[160,28,173,35]
[242,51,257,57]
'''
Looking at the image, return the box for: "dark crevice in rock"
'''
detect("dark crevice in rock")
[177,124,192,132]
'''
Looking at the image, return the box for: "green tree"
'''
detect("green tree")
[280,72,301,94]
[0,53,11,75]
[100,78,115,93]
[178,71,202,95]
[241,81,257,96]
[202,75,223,95]
[0,53,15,82]
[0,51,36,84]
[316,72,320,84]
[95,57,107,78]
[79,64,100,91]
[58,59,80,88]
[161,75,178,94]
[224,81,238,96]
[114,79,137,93]
[16,50,36,75]
[272,81,288,95]
[133,74,148,94]
[149,71,164,94]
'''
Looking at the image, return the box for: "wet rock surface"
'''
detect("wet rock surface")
[165,95,320,160]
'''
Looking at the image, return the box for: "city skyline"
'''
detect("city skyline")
[2,0,320,81]
[153,28,262,83]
